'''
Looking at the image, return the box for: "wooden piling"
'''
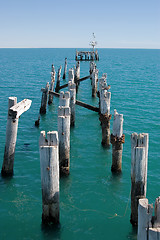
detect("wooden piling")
[111,110,125,173]
[68,68,74,83]
[75,61,80,91]
[40,82,49,114]
[91,68,98,97]
[130,133,149,225]
[58,107,70,175]
[138,197,160,240]
[90,62,95,78]
[68,81,76,126]
[99,79,111,147]
[55,66,62,92]
[48,67,56,105]
[63,58,67,79]
[1,97,32,176]
[59,91,70,107]
[39,131,59,224]
[138,198,153,240]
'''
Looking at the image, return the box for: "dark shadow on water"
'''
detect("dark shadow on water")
[126,225,137,239]
[111,171,122,178]
[41,222,61,239]
[110,171,123,185]
[0,172,14,180]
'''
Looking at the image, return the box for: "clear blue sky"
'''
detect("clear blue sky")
[0,0,159,48]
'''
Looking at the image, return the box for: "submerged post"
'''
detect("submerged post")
[39,131,59,224]
[1,97,32,176]
[99,77,111,147]
[55,66,62,92]
[40,82,49,114]
[58,107,70,175]
[48,66,56,105]
[111,110,125,173]
[130,133,149,225]
[63,58,67,79]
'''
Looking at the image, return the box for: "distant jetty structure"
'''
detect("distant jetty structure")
[75,33,99,61]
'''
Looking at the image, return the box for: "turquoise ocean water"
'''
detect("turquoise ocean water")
[0,48,159,240]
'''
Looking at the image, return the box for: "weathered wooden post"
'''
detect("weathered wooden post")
[58,107,70,175]
[63,58,67,79]
[68,68,76,126]
[51,64,55,72]
[68,68,74,83]
[138,197,160,239]
[99,77,111,147]
[91,68,98,97]
[130,133,149,225]
[68,81,76,126]
[40,82,49,114]
[39,131,59,224]
[90,62,95,79]
[1,97,32,176]
[59,91,70,107]
[138,198,153,240]
[55,66,62,93]
[48,67,56,105]
[110,110,125,173]
[75,61,80,91]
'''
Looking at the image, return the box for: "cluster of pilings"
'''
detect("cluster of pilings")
[37,58,126,225]
[38,58,158,239]
[2,56,158,240]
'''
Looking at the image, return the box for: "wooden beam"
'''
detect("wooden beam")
[49,91,99,113]
[9,99,32,118]
[76,100,99,113]
[58,75,90,90]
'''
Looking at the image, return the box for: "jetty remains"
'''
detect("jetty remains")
[75,50,99,61]
[75,33,99,61]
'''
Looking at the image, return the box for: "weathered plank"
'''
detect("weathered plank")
[9,99,32,119]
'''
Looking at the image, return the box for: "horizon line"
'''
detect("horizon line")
[0,47,160,50]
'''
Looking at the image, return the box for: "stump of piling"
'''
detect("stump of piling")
[68,81,76,126]
[99,84,111,147]
[55,66,62,93]
[92,68,98,97]
[130,133,149,225]
[111,110,125,173]
[1,97,32,176]
[138,198,153,240]
[58,107,70,176]
[40,82,49,114]
[48,67,56,105]
[39,131,59,224]
[59,91,70,107]
[68,68,74,83]
[63,58,67,79]
[75,61,80,91]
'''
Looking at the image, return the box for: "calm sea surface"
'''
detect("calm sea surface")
[0,48,159,240]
